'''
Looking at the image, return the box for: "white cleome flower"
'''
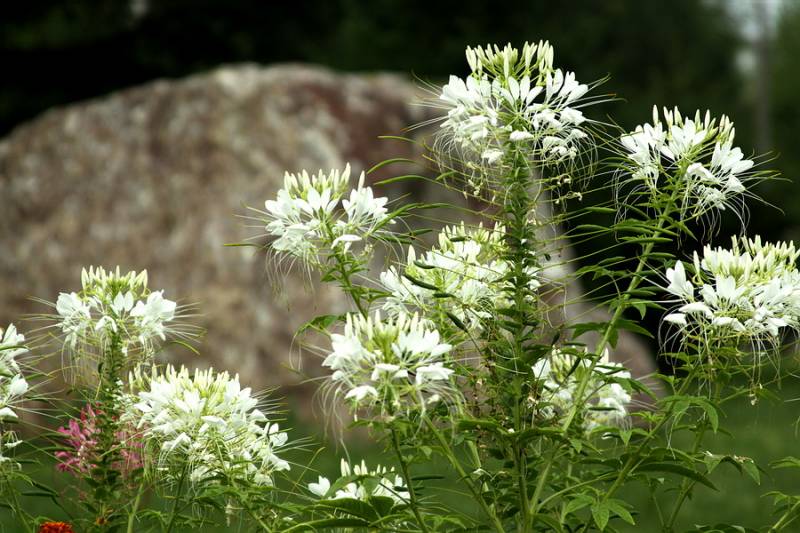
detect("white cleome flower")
[663,236,800,344]
[260,164,392,267]
[1,323,29,468]
[530,348,632,434]
[308,458,409,504]
[53,267,181,372]
[619,106,757,218]
[0,324,29,422]
[132,365,290,486]
[379,223,540,338]
[436,40,594,191]
[323,311,459,418]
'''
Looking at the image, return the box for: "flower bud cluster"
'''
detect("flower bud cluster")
[664,236,800,340]
[131,365,290,486]
[323,312,458,418]
[438,41,591,186]
[261,164,391,267]
[308,458,409,504]
[531,348,632,433]
[380,223,540,337]
[55,266,177,360]
[620,106,755,216]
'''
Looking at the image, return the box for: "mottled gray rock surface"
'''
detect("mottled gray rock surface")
[0,63,656,420]
[0,64,432,414]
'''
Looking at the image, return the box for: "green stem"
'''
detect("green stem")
[126,481,146,533]
[335,253,368,316]
[391,429,430,533]
[500,147,539,533]
[165,465,188,533]
[530,217,669,525]
[771,499,800,532]
[576,365,704,533]
[663,425,708,531]
[8,483,33,531]
[424,418,505,533]
[560,228,663,433]
[90,331,126,529]
[664,376,722,531]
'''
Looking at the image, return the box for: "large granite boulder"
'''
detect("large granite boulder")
[0,64,431,410]
[0,63,656,419]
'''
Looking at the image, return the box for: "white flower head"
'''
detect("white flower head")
[259,164,393,270]
[436,41,595,192]
[323,311,460,419]
[662,236,800,349]
[308,458,409,504]
[379,223,536,338]
[530,347,632,434]
[52,267,185,382]
[132,365,290,486]
[0,323,29,468]
[619,106,757,221]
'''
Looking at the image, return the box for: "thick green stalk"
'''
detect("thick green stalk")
[90,332,126,530]
[7,483,33,531]
[126,482,146,533]
[391,429,430,533]
[664,375,723,531]
[531,195,682,527]
[500,148,540,533]
[164,465,188,533]
[770,500,800,532]
[559,226,664,433]
[423,418,505,533]
[575,364,703,533]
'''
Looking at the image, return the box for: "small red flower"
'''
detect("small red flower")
[38,522,75,533]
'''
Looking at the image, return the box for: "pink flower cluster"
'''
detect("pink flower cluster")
[55,403,143,477]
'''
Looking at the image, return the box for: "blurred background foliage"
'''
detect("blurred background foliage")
[1,0,795,238]
[4,1,800,530]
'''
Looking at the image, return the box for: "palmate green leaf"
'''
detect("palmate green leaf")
[296,313,344,335]
[563,494,593,516]
[582,206,617,214]
[606,499,635,525]
[615,318,655,338]
[313,496,395,522]
[686,524,759,533]
[513,426,568,446]
[771,456,800,470]
[457,417,506,436]
[635,462,717,490]
[283,517,372,532]
[591,501,610,530]
[662,395,721,432]
[741,458,761,485]
[532,513,565,531]
[367,157,417,174]
[403,272,440,291]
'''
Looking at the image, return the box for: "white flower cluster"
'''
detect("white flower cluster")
[308,458,409,504]
[438,41,591,180]
[132,366,290,486]
[620,107,755,216]
[531,348,632,433]
[55,267,177,359]
[261,164,391,266]
[380,223,540,337]
[664,236,800,341]
[323,312,458,418]
[0,324,28,468]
